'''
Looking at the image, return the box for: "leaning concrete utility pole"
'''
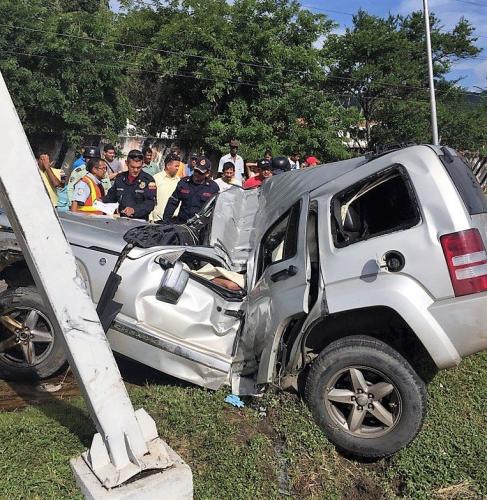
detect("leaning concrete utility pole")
[0,73,192,498]
[423,0,439,145]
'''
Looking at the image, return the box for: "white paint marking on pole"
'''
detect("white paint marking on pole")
[0,72,173,488]
[423,0,439,146]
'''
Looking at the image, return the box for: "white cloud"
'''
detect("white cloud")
[397,0,487,89]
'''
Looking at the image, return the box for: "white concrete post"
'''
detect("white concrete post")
[0,72,172,488]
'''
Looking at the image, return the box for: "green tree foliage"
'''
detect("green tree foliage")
[118,0,358,160]
[0,0,130,145]
[325,10,482,150]
[1,1,484,157]
[438,91,487,153]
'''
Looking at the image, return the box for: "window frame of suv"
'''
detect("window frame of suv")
[331,164,422,249]
[255,201,302,281]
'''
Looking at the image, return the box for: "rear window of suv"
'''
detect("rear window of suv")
[440,147,487,215]
[331,166,421,248]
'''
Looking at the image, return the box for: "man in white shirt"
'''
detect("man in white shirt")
[215,162,242,192]
[288,151,301,170]
[218,139,245,183]
[150,152,181,221]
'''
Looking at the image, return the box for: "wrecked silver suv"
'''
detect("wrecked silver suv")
[0,144,486,458]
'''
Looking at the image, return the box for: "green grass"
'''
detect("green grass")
[0,352,486,499]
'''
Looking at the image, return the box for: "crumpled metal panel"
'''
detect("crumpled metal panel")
[209,187,260,272]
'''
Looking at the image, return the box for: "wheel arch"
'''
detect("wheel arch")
[0,256,92,297]
[283,306,439,384]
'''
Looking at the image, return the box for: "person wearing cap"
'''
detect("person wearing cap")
[70,158,107,215]
[150,153,182,222]
[215,162,241,192]
[218,139,245,183]
[163,156,219,223]
[243,159,273,189]
[303,156,319,168]
[67,146,112,205]
[102,149,157,220]
[141,146,161,177]
[288,151,301,170]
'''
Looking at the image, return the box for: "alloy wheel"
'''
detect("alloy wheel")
[324,365,402,438]
[0,307,55,367]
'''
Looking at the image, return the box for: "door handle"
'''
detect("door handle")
[271,265,298,282]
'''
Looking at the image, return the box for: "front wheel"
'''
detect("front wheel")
[304,335,427,458]
[0,287,67,380]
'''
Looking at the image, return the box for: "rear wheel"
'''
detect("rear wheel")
[0,287,67,380]
[304,335,427,458]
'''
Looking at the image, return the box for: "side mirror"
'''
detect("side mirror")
[156,260,189,304]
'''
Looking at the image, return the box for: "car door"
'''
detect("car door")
[106,248,243,390]
[243,196,310,384]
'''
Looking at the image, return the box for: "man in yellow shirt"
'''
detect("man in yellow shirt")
[37,152,62,206]
[170,145,187,178]
[150,152,181,222]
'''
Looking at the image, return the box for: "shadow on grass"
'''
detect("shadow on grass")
[1,354,194,448]
[4,377,95,447]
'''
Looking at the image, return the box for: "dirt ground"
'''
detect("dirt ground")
[0,356,172,411]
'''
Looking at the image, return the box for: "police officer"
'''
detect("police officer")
[103,149,156,220]
[163,156,219,223]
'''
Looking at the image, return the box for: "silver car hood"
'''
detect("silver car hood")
[208,187,260,272]
[0,209,145,255]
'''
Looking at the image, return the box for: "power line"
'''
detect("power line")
[301,4,354,16]
[2,47,485,104]
[1,22,485,95]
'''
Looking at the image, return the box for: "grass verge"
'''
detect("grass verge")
[0,351,485,499]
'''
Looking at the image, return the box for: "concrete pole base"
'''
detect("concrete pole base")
[71,440,193,500]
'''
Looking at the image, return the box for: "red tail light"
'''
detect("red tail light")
[440,229,487,297]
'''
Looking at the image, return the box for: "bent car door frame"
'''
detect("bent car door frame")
[243,194,311,384]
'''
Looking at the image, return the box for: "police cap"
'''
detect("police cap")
[84,146,101,159]
[194,156,211,173]
[256,158,272,170]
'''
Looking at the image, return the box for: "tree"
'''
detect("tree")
[325,10,481,149]
[0,0,130,145]
[118,0,358,160]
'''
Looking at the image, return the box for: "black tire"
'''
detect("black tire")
[0,287,67,380]
[304,335,427,458]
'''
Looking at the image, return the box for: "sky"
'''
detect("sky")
[302,0,487,90]
[110,0,487,91]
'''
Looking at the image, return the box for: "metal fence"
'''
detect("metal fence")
[464,153,487,191]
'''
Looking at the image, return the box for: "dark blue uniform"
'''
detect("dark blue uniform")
[163,176,219,222]
[103,171,156,220]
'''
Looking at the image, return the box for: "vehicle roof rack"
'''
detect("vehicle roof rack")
[365,142,417,161]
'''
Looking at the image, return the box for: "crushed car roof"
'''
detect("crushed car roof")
[259,156,368,223]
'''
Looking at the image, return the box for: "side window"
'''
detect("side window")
[332,166,420,248]
[257,202,301,279]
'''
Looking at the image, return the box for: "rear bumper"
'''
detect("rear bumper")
[429,291,487,359]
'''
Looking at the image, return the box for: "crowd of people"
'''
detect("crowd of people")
[36,140,321,224]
